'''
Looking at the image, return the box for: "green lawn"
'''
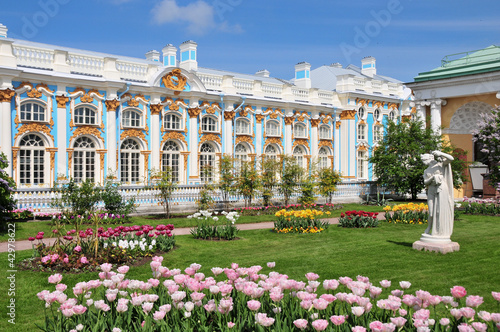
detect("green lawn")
[1,213,499,331]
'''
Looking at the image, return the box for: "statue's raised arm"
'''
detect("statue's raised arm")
[432,150,454,164]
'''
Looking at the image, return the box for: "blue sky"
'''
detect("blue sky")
[1,0,499,83]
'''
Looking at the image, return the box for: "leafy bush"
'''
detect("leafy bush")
[52,179,101,216]
[383,203,428,224]
[101,180,135,218]
[459,197,500,215]
[9,208,34,220]
[189,210,239,240]
[338,210,379,228]
[317,167,342,204]
[298,180,316,205]
[0,152,16,229]
[273,208,330,233]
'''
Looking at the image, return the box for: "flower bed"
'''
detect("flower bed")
[54,212,129,225]
[236,203,340,216]
[36,259,500,331]
[459,197,500,215]
[188,210,239,240]
[9,208,34,221]
[338,211,379,228]
[23,223,175,272]
[273,209,330,233]
[383,203,428,224]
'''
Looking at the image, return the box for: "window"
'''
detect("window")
[120,139,140,183]
[265,120,280,136]
[164,113,182,130]
[200,143,215,182]
[74,106,97,125]
[293,146,305,168]
[264,144,279,160]
[122,110,142,128]
[294,123,306,138]
[201,116,217,132]
[357,150,367,179]
[20,102,46,122]
[357,107,365,120]
[319,125,330,139]
[373,125,383,142]
[357,123,366,140]
[162,141,180,182]
[388,110,396,122]
[234,143,248,170]
[374,109,381,121]
[319,147,329,169]
[73,137,96,183]
[235,118,250,135]
[19,134,45,185]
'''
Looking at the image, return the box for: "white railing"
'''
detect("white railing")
[318,91,334,100]
[68,53,104,76]
[116,61,149,82]
[262,83,282,96]
[198,74,223,89]
[13,45,54,70]
[354,78,365,87]
[292,87,309,99]
[233,78,253,92]
[372,81,382,89]
[388,84,398,91]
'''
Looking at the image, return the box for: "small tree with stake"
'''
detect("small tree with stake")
[150,168,177,219]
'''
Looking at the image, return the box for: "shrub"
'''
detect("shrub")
[383,203,428,224]
[150,168,177,218]
[298,180,316,205]
[101,180,135,218]
[189,210,239,240]
[0,152,16,230]
[338,210,379,228]
[52,179,101,216]
[9,208,34,220]
[317,168,342,204]
[273,208,330,233]
[459,197,500,215]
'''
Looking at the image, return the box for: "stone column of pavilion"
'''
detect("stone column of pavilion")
[284,114,294,155]
[340,110,357,178]
[334,116,341,172]
[310,117,320,160]
[105,98,120,174]
[0,88,15,176]
[55,94,69,177]
[150,103,163,171]
[430,99,446,135]
[188,105,201,183]
[255,108,264,159]
[223,105,235,154]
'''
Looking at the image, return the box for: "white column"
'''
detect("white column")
[255,108,263,158]
[55,94,69,177]
[0,89,14,176]
[430,99,446,135]
[150,104,162,170]
[223,107,235,155]
[311,118,319,159]
[416,103,426,125]
[105,99,119,173]
[348,118,356,177]
[334,121,340,171]
[284,116,293,155]
[188,106,200,182]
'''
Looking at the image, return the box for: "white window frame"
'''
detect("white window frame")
[357,150,368,179]
[122,109,143,128]
[264,144,279,160]
[357,107,366,120]
[20,101,47,123]
[162,141,180,183]
[357,123,367,141]
[120,138,141,184]
[319,146,330,169]
[265,120,280,137]
[164,112,183,131]
[294,123,307,138]
[200,142,216,183]
[73,136,96,183]
[235,118,251,135]
[374,109,381,122]
[319,125,331,139]
[388,110,396,122]
[18,134,46,185]
[293,145,306,168]
[373,125,383,142]
[74,105,98,126]
[201,116,218,133]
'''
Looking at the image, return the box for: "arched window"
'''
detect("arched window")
[162,141,180,182]
[120,139,140,183]
[265,120,280,136]
[199,143,215,182]
[264,144,279,160]
[164,113,182,130]
[294,123,306,138]
[20,102,46,122]
[374,109,381,122]
[293,145,305,168]
[234,143,248,170]
[73,136,96,183]
[122,110,142,128]
[235,118,250,135]
[19,134,45,185]
[373,125,383,142]
[319,147,329,169]
[357,150,368,179]
[357,107,365,120]
[74,106,97,125]
[319,125,330,139]
[357,123,366,140]
[388,110,396,122]
[201,116,217,132]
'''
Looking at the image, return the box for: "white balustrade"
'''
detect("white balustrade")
[198,74,223,89]
[292,88,309,99]
[13,45,54,70]
[68,54,104,76]
[262,83,282,96]
[116,61,149,82]
[233,78,253,92]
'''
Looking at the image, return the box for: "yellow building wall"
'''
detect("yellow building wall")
[440,93,497,198]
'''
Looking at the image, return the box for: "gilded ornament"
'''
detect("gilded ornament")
[49,117,54,130]
[389,103,399,110]
[105,99,120,112]
[121,129,146,141]
[162,68,187,91]
[322,118,330,124]
[56,95,69,108]
[15,123,54,142]
[356,98,367,106]
[340,110,356,120]
[311,119,321,127]
[14,114,20,129]
[150,104,164,115]
[0,89,15,102]
[235,135,254,146]
[181,152,189,172]
[319,140,334,149]
[188,107,201,118]
[293,139,309,150]
[127,98,139,107]
[67,149,74,170]
[284,116,294,125]
[37,83,54,94]
[264,137,283,150]
[255,114,264,123]
[357,145,368,152]
[161,131,188,148]
[27,88,42,98]
[11,148,19,180]
[374,101,383,109]
[335,122,341,129]
[224,110,235,121]
[69,126,104,145]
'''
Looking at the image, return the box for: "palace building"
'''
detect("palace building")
[0,23,412,188]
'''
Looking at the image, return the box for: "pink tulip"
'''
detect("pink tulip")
[478,311,491,321]
[492,313,500,323]
[492,292,500,302]
[413,309,430,320]
[380,279,391,288]
[471,322,488,332]
[399,281,411,289]
[461,307,476,319]
[311,319,329,331]
[293,319,308,330]
[330,315,346,325]
[72,305,87,315]
[450,308,463,319]
[312,298,329,310]
[227,322,235,328]
[306,272,320,281]
[117,266,129,274]
[465,295,484,308]
[390,317,407,328]
[439,318,450,326]
[352,327,367,332]
[153,310,166,321]
[80,257,88,264]
[351,306,365,317]
[323,279,339,290]
[369,321,385,332]
[48,274,63,284]
[247,300,261,311]
[451,286,467,298]
[267,262,276,268]
[100,263,112,273]
[457,323,475,332]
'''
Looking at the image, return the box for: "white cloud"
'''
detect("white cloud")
[151,0,243,35]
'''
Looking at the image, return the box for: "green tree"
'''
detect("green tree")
[317,167,342,204]
[198,166,215,211]
[369,119,468,200]
[217,155,236,210]
[52,178,101,216]
[101,179,136,217]
[259,157,279,206]
[0,152,16,230]
[278,155,304,206]
[236,160,260,207]
[150,168,177,218]
[473,106,500,187]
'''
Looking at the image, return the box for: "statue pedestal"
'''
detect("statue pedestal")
[413,234,459,254]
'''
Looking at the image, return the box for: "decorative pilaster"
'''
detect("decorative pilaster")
[11,147,19,182]
[311,118,320,160]
[0,88,15,176]
[340,110,356,177]
[223,109,235,155]
[188,106,201,182]
[105,99,120,173]
[334,120,340,172]
[55,95,69,177]
[96,149,107,184]
[150,104,163,170]
[255,108,264,157]
[284,116,294,155]
[430,99,446,135]
[180,151,190,184]
[46,147,58,185]
[140,150,151,184]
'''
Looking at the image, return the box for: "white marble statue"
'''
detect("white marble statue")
[420,150,455,242]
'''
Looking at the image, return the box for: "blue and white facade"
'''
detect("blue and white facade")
[0,24,412,188]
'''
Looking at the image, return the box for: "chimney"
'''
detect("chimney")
[361,56,376,77]
[179,40,197,71]
[294,62,311,89]
[162,44,177,67]
[255,69,270,78]
[145,50,160,62]
[0,24,7,38]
